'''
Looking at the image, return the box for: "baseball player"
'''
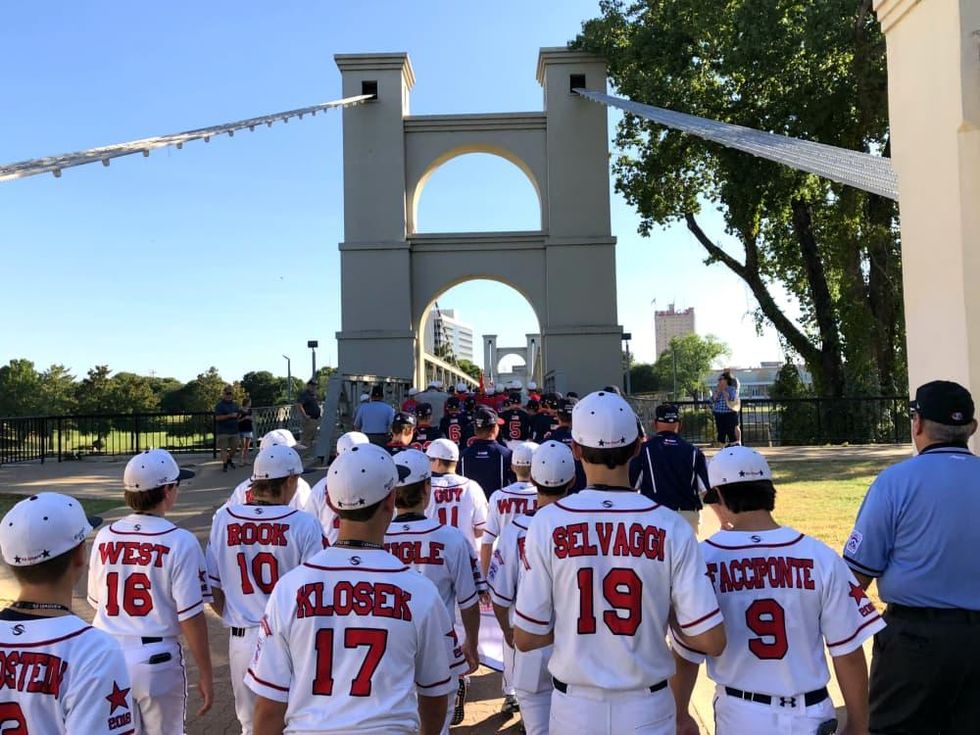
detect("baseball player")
[226,430,312,507]
[438,396,468,447]
[480,441,538,578]
[386,411,418,455]
[385,449,481,731]
[305,430,371,546]
[247,443,456,735]
[88,448,213,735]
[544,397,587,491]
[411,402,445,451]
[459,407,513,496]
[672,446,882,735]
[514,391,726,735]
[401,387,419,413]
[499,393,532,449]
[528,393,559,443]
[488,440,577,735]
[425,438,489,553]
[206,444,325,734]
[0,493,136,734]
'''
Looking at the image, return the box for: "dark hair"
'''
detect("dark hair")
[125,486,168,512]
[370,385,383,398]
[395,479,427,509]
[250,477,289,500]
[577,438,640,470]
[475,425,496,438]
[10,546,76,585]
[336,496,387,522]
[531,478,573,496]
[717,480,776,513]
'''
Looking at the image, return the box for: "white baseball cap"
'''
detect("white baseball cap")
[337,431,370,455]
[528,381,538,390]
[428,380,439,388]
[251,445,304,481]
[259,429,298,450]
[123,449,194,491]
[434,380,444,389]
[456,382,467,393]
[708,446,772,488]
[511,379,523,390]
[531,440,576,487]
[394,449,432,487]
[327,444,407,510]
[426,438,460,462]
[0,493,101,567]
[571,391,639,449]
[511,441,539,467]
[495,385,505,394]
[359,393,369,402]
[408,387,419,396]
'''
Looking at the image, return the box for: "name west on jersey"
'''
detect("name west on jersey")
[295,580,413,620]
[98,541,171,568]
[552,521,667,561]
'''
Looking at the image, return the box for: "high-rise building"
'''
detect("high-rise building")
[422,308,474,362]
[655,304,695,356]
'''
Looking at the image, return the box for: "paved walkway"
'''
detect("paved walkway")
[0,444,907,733]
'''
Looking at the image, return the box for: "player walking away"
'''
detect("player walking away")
[488,440,576,735]
[307,431,370,546]
[385,449,480,732]
[528,394,559,443]
[206,444,324,735]
[387,411,417,456]
[543,397,587,491]
[459,407,514,497]
[499,393,531,450]
[0,493,135,734]
[247,443,456,735]
[672,446,881,735]
[402,387,419,413]
[439,396,468,447]
[411,402,445,451]
[514,391,725,735]
[527,381,541,403]
[425,439,489,554]
[629,403,709,533]
[88,449,213,735]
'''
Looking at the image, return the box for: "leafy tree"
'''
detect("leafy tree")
[38,365,78,415]
[242,371,281,407]
[577,0,904,396]
[110,373,160,414]
[629,362,660,394]
[652,334,729,400]
[75,365,115,414]
[770,362,812,400]
[0,359,42,416]
[456,359,482,381]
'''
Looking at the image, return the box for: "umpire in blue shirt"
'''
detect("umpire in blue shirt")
[844,380,980,734]
[629,403,709,532]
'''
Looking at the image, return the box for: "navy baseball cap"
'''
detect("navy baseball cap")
[392,411,417,430]
[526,398,540,410]
[446,396,461,410]
[655,404,680,423]
[557,397,577,417]
[415,402,433,418]
[473,407,504,429]
[540,393,560,410]
[911,381,975,426]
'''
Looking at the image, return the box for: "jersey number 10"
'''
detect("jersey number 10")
[236,552,280,595]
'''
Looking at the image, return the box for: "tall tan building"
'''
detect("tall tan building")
[655,304,695,356]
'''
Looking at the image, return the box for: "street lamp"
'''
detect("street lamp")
[307,340,318,381]
[622,332,632,395]
[282,355,292,403]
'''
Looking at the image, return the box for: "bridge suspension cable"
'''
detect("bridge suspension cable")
[0,94,373,183]
[574,88,898,201]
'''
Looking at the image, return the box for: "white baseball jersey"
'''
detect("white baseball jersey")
[246,547,457,734]
[307,476,341,545]
[672,527,886,695]
[482,481,536,547]
[206,504,325,628]
[426,472,488,551]
[88,514,211,637]
[515,489,723,690]
[0,612,136,734]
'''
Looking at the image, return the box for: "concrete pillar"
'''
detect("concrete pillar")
[484,335,498,381]
[525,333,542,384]
[875,0,980,401]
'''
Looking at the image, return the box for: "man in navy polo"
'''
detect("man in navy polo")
[629,403,709,532]
[844,380,980,733]
[459,407,513,498]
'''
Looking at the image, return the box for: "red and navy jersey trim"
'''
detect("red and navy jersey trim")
[706,533,805,550]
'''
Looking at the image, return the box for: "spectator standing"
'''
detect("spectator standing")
[296,380,322,458]
[416,380,449,420]
[711,372,741,446]
[843,380,980,733]
[402,387,420,413]
[215,385,241,472]
[354,384,396,446]
[238,397,254,465]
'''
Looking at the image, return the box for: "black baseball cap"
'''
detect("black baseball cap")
[558,397,578,417]
[911,380,975,426]
[473,407,504,429]
[541,393,560,410]
[655,404,680,423]
[526,398,540,410]
[446,396,461,410]
[392,411,417,430]
[507,392,522,405]
[415,402,433,418]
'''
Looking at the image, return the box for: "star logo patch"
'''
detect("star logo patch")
[848,582,868,605]
[106,681,131,714]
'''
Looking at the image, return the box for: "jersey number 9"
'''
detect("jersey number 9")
[745,598,788,659]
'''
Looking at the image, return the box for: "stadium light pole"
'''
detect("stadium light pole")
[282,355,292,403]
[622,332,632,395]
[307,340,318,381]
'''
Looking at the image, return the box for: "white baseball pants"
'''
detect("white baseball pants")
[549,681,675,735]
[515,688,551,735]
[116,636,187,735]
[501,638,516,695]
[713,685,837,734]
[229,627,260,735]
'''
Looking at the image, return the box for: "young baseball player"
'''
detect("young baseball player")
[488,440,576,735]
[426,438,489,553]
[671,446,883,735]
[387,411,418,455]
[247,443,456,735]
[206,444,325,734]
[514,390,726,735]
[226,429,313,508]
[385,449,480,731]
[306,430,370,546]
[439,396,468,447]
[528,393,559,443]
[411,402,444,451]
[0,492,136,734]
[498,393,531,449]
[480,441,538,578]
[88,449,213,735]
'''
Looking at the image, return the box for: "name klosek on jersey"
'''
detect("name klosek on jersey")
[295,581,413,620]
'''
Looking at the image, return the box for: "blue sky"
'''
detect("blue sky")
[1,1,788,384]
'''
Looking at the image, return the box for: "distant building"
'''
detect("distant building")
[655,304,695,356]
[423,308,474,362]
[704,362,814,399]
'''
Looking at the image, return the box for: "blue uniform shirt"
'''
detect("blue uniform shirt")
[844,444,980,609]
[628,431,708,511]
[459,438,513,498]
[354,401,396,434]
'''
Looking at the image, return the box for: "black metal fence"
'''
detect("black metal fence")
[629,396,911,446]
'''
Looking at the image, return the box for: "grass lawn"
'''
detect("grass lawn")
[0,493,122,520]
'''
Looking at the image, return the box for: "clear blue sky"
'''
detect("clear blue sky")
[1,1,789,384]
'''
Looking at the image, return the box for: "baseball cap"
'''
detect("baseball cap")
[123,449,195,491]
[495,385,505,394]
[251,445,305,481]
[359,393,369,403]
[528,381,538,391]
[558,397,578,418]
[433,380,444,389]
[394,449,432,486]
[392,411,417,430]
[0,493,103,567]
[456,382,468,393]
[326,444,408,510]
[446,396,461,410]
[511,441,539,467]
[571,391,639,449]
[473,407,504,429]
[911,380,975,426]
[531,440,576,487]
[337,431,370,455]
[526,398,540,411]
[408,387,419,396]
[426,438,460,462]
[540,393,560,410]
[415,402,433,418]
[708,446,773,488]
[259,429,298,450]
[511,379,523,390]
[655,403,680,423]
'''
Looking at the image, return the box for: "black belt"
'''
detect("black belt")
[231,627,247,637]
[725,686,828,708]
[553,677,667,695]
[888,604,980,624]
[141,636,163,645]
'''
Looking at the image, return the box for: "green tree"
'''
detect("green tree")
[577,0,905,396]
[38,365,77,415]
[0,360,43,416]
[75,365,115,414]
[242,371,281,407]
[456,359,482,381]
[652,334,729,400]
[769,362,812,400]
[629,362,660,394]
[110,373,160,414]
